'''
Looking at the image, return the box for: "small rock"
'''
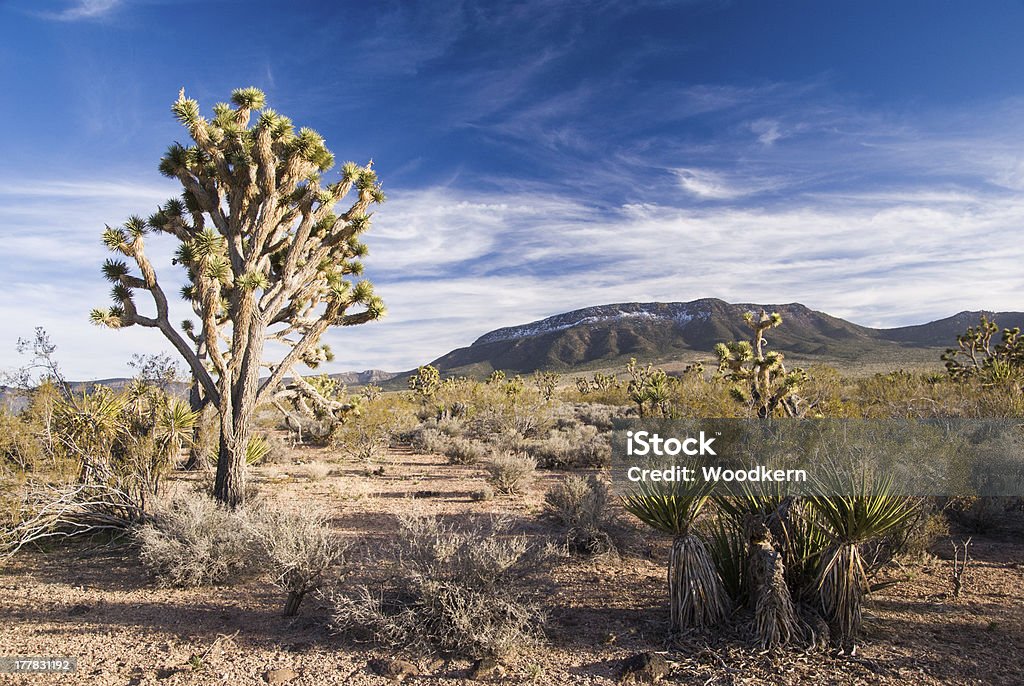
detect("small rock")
[618,652,668,683]
[67,603,92,616]
[263,668,299,683]
[368,658,419,681]
[468,657,503,680]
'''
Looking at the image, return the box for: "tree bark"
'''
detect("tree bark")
[214,425,248,507]
[284,589,305,616]
[185,402,216,471]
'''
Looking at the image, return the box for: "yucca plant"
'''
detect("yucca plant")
[53,389,128,481]
[153,398,199,465]
[807,469,918,651]
[622,475,728,631]
[244,434,272,466]
[707,518,748,605]
[779,501,829,598]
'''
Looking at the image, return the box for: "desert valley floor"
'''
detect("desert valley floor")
[3,442,1023,686]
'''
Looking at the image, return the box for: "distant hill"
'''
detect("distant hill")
[8,301,1021,399]
[427,299,1024,375]
[2,370,398,409]
[327,369,401,386]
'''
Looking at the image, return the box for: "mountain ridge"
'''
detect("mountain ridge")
[16,301,1023,391]
[430,299,1024,375]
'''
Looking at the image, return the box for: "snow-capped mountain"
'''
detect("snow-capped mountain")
[427,299,1024,374]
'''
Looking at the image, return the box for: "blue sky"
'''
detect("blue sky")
[2,0,1024,379]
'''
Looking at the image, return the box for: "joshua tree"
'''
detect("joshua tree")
[942,314,1024,384]
[625,358,674,418]
[272,373,353,444]
[92,87,385,506]
[408,365,441,401]
[532,370,558,401]
[715,311,807,418]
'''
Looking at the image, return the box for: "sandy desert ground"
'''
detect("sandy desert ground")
[3,442,1023,686]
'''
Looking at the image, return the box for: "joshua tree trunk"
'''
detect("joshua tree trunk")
[212,343,263,506]
[214,429,248,507]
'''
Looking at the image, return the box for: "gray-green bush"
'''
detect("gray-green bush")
[544,475,625,556]
[254,508,346,615]
[135,493,259,588]
[329,514,551,658]
[486,452,537,495]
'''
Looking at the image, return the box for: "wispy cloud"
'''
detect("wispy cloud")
[750,118,784,145]
[2,169,1023,379]
[672,168,785,200]
[39,0,121,21]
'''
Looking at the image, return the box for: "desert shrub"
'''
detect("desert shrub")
[253,508,346,616]
[491,429,532,455]
[471,485,495,502]
[544,475,625,556]
[0,410,47,473]
[571,403,631,431]
[2,481,148,558]
[331,393,418,462]
[330,515,551,658]
[486,453,537,495]
[424,376,554,441]
[900,504,949,555]
[800,365,858,418]
[949,496,1008,533]
[434,416,466,437]
[562,372,628,405]
[523,432,572,468]
[664,375,741,419]
[302,462,332,481]
[257,432,290,465]
[526,424,610,469]
[443,436,490,465]
[849,372,1024,419]
[135,493,259,587]
[410,427,449,455]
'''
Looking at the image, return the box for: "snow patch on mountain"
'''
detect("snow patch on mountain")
[474,302,710,346]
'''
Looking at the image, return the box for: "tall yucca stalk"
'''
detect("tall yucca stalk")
[807,470,917,651]
[622,476,729,631]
